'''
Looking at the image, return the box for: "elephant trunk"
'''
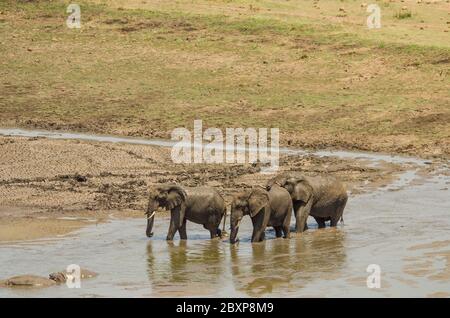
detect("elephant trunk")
[230,227,238,244]
[146,215,155,238]
[146,201,158,238]
[229,219,241,244]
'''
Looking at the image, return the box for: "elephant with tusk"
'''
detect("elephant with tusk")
[266,173,348,232]
[147,211,156,220]
[145,184,227,241]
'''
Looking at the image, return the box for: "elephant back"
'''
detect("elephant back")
[308,176,347,207]
[185,186,225,211]
[268,184,292,213]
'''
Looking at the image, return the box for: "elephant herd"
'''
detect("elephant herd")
[145,172,348,244]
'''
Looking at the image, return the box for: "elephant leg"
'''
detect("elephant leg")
[201,222,217,239]
[179,218,187,240]
[330,213,341,227]
[294,210,305,232]
[251,228,263,242]
[331,199,347,227]
[282,202,292,239]
[214,213,223,238]
[221,207,228,235]
[293,201,302,232]
[282,212,291,238]
[295,200,313,233]
[166,218,178,241]
[202,223,212,238]
[251,225,267,242]
[314,217,326,229]
[330,217,339,227]
[252,230,265,242]
[167,206,184,241]
[205,223,220,239]
[251,207,270,243]
[260,231,266,242]
[203,211,220,239]
[282,224,290,238]
[274,226,283,238]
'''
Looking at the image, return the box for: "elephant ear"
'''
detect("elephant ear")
[166,185,187,209]
[248,187,269,217]
[148,186,159,200]
[146,186,160,214]
[291,177,313,203]
[266,173,289,190]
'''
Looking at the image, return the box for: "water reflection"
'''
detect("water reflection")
[146,239,226,296]
[2,174,449,297]
[145,228,346,297]
[230,229,346,296]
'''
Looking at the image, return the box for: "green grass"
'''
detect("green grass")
[0,0,449,157]
[394,10,413,20]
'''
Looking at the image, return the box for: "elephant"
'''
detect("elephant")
[266,173,348,233]
[145,184,227,241]
[229,184,292,244]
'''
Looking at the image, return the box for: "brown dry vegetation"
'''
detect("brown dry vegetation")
[0,0,449,158]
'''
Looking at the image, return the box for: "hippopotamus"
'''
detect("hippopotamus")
[0,268,98,288]
[0,275,56,288]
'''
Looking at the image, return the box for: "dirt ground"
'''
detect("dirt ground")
[0,134,440,242]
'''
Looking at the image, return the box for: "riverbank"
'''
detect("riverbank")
[0,129,446,242]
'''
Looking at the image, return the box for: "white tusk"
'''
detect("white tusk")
[147,211,156,220]
[236,219,242,228]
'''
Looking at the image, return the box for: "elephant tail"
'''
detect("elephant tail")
[340,216,344,225]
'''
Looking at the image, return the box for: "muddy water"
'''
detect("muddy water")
[0,128,449,297]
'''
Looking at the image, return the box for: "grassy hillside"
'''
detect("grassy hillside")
[0,0,449,157]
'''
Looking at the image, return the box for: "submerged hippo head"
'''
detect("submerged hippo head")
[49,268,98,284]
[49,272,67,283]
